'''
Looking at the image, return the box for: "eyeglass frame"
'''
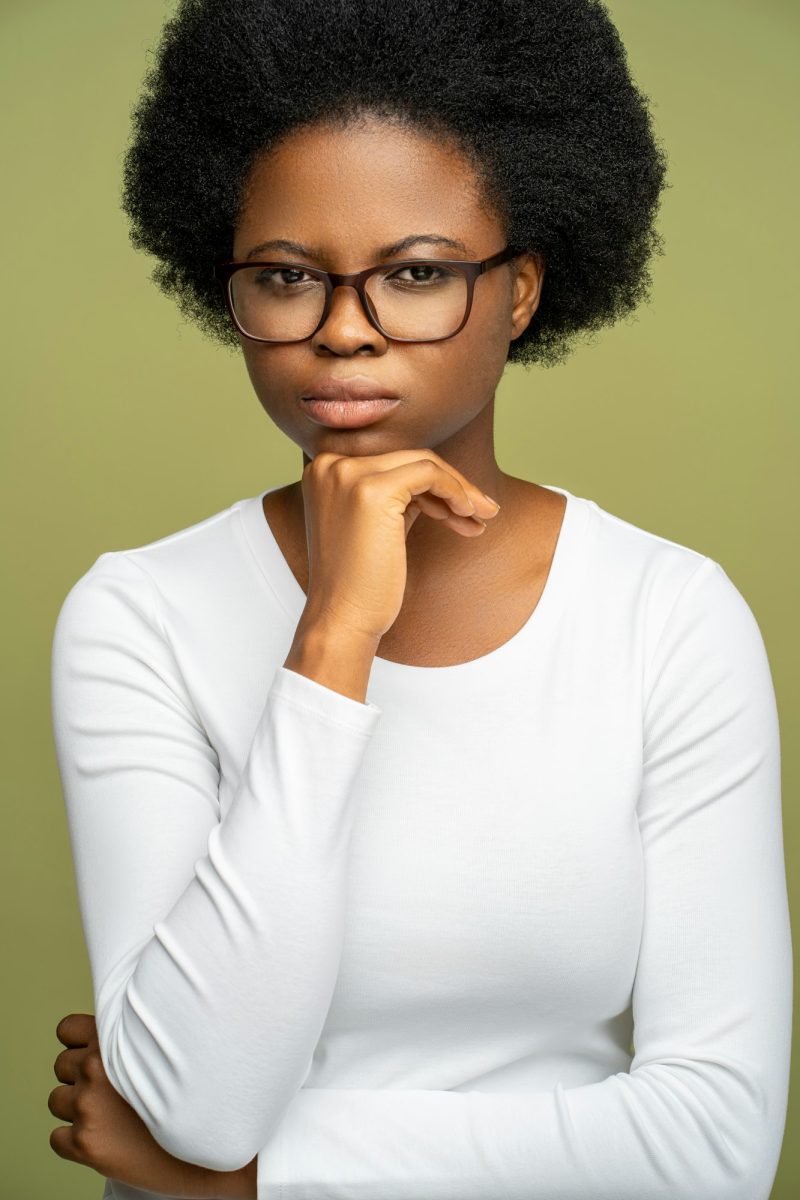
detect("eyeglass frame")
[212,244,522,344]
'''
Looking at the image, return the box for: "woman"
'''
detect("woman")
[48,1,791,1198]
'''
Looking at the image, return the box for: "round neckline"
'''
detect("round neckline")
[237,479,591,680]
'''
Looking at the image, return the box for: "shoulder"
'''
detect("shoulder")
[564,489,771,690]
[575,490,733,630]
[52,494,254,639]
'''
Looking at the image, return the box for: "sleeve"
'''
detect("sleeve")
[50,550,382,1174]
[253,556,793,1200]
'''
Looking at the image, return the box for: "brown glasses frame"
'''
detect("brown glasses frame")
[213,244,520,344]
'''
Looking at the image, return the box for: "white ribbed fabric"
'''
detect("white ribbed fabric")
[51,483,791,1200]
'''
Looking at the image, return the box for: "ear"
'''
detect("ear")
[509,251,545,341]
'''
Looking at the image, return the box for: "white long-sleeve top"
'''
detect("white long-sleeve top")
[50,482,792,1200]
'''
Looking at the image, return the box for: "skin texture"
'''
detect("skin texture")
[49,116,568,1197]
[236,116,567,666]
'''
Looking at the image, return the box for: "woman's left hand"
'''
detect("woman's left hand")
[48,1011,219,1197]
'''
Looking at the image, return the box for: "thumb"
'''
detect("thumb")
[403,500,423,538]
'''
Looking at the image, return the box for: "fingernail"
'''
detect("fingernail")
[483,494,501,510]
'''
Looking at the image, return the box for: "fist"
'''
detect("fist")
[48,1012,209,1195]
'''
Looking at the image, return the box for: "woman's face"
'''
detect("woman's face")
[231,115,543,465]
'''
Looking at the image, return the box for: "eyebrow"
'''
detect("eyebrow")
[243,234,468,262]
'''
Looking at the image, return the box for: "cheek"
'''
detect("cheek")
[468,274,515,350]
[454,293,514,383]
[240,342,287,387]
[240,342,267,398]
[239,346,305,436]
[241,342,305,415]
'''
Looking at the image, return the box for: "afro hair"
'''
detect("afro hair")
[121,0,670,369]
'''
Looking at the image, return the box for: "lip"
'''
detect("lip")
[301,396,402,429]
[300,374,401,429]
[301,374,400,403]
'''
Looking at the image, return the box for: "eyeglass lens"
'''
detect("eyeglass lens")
[229,262,469,341]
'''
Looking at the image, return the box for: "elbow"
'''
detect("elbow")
[660,1126,782,1200]
[660,1059,787,1200]
[625,1053,786,1200]
[151,1121,257,1174]
[98,1010,269,1174]
[657,1128,783,1200]
[705,1152,786,1200]
[722,1133,786,1200]
[102,1065,266,1173]
[717,1078,787,1199]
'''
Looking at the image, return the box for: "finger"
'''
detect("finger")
[419,453,499,514]
[54,1046,86,1083]
[351,448,498,513]
[410,492,487,535]
[360,459,478,519]
[47,1082,76,1123]
[444,510,487,534]
[49,1124,79,1163]
[55,1013,96,1048]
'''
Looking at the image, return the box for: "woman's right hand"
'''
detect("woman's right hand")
[297,449,502,644]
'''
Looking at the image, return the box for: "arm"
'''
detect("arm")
[51,550,382,1174]
[49,1010,257,1198]
[250,559,792,1200]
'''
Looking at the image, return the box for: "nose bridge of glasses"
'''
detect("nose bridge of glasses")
[328,267,372,287]
[323,273,376,325]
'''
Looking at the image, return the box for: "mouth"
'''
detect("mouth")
[300,396,402,429]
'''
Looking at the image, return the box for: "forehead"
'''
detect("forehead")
[234,118,500,261]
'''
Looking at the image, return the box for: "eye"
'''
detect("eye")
[253,266,317,287]
[386,263,454,285]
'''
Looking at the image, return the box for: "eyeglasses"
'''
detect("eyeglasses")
[213,245,520,344]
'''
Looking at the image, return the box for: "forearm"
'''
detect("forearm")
[284,611,380,705]
[144,1154,256,1199]
[198,1155,257,1199]
[191,630,375,1199]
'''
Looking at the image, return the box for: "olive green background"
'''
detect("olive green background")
[2,0,797,1196]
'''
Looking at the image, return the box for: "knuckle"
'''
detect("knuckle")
[72,1125,93,1160]
[77,1050,95,1083]
[309,450,335,472]
[351,473,378,502]
[81,1049,105,1082]
[329,454,355,479]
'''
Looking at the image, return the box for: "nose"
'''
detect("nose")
[312,283,386,353]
